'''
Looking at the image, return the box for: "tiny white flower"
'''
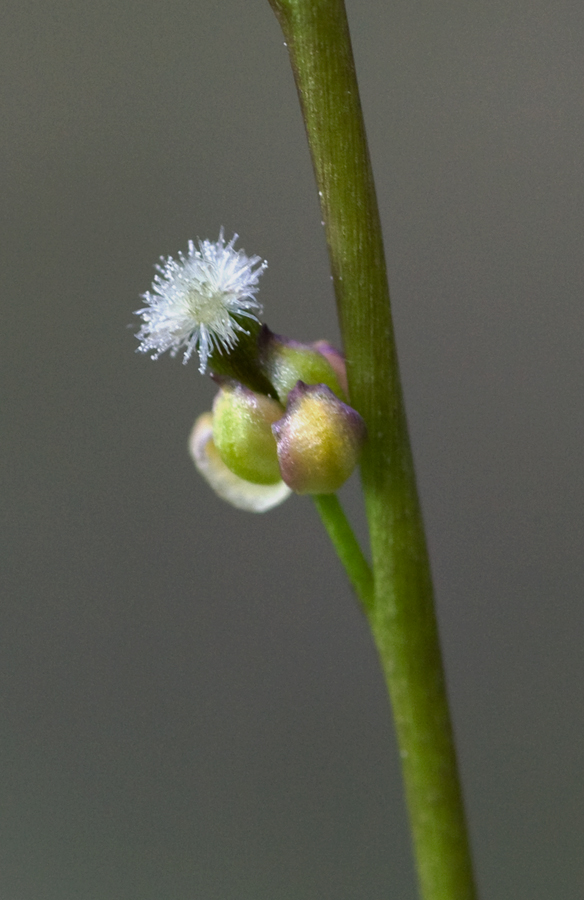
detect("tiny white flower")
[136,229,267,373]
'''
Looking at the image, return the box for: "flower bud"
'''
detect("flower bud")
[259,327,347,404]
[272,382,366,494]
[311,340,349,396]
[212,383,284,485]
[189,413,291,512]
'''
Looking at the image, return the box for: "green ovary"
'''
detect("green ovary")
[212,386,284,485]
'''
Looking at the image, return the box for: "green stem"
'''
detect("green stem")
[267,1,477,898]
[312,493,374,612]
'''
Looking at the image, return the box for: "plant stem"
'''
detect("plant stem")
[312,493,373,612]
[267,1,478,898]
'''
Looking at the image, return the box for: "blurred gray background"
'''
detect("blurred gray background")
[2,0,583,897]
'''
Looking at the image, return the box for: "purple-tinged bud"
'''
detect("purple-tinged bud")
[311,340,349,396]
[259,326,347,404]
[272,382,366,494]
[212,383,284,485]
[189,413,291,512]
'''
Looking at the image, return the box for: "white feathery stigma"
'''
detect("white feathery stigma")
[135,230,267,373]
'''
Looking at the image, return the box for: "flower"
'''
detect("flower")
[212,383,284,485]
[189,413,291,512]
[135,230,267,373]
[272,382,366,494]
